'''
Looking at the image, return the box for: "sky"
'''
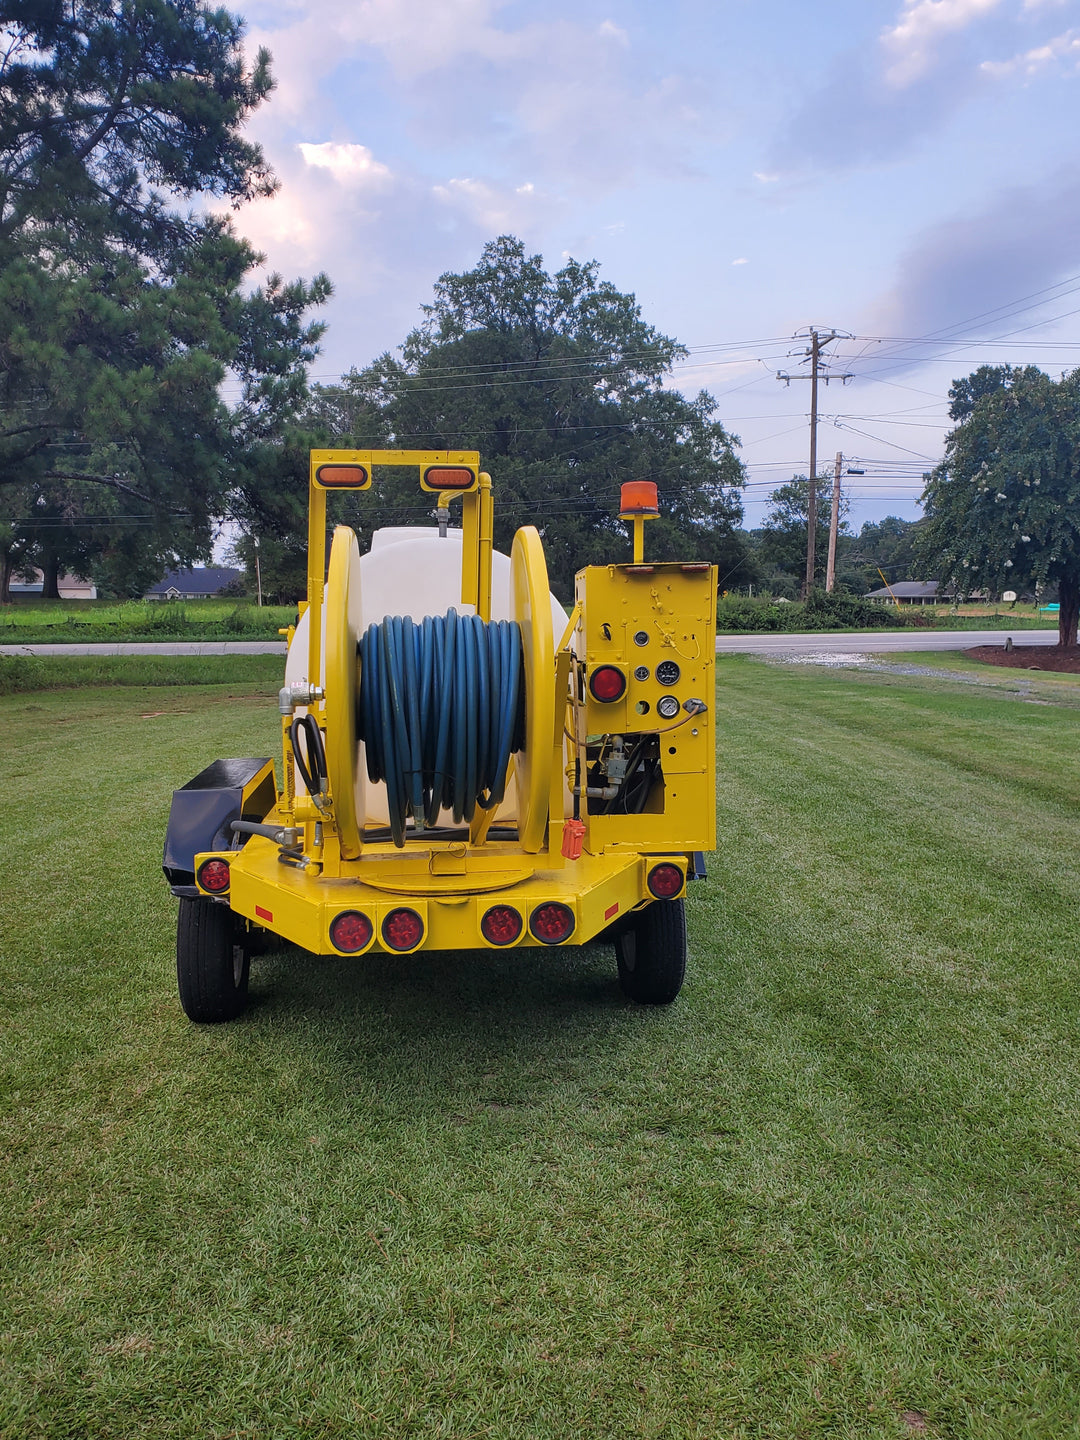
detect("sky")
[222,0,1080,532]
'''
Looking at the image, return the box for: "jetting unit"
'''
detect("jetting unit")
[163,450,717,1019]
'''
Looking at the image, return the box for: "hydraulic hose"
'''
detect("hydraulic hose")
[359,610,524,848]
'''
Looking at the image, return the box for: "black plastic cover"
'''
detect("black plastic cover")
[163,758,274,892]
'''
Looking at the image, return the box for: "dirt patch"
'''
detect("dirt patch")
[967,645,1080,674]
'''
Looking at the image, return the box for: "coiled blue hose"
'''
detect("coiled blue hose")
[359,610,524,848]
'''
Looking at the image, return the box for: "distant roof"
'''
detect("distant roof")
[146,567,242,597]
[863,580,942,599]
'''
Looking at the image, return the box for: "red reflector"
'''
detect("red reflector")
[382,908,424,952]
[589,665,626,702]
[197,858,230,893]
[530,902,575,945]
[604,902,619,920]
[255,905,273,922]
[424,465,476,490]
[315,463,368,488]
[329,910,373,953]
[647,863,684,899]
[480,905,523,946]
[625,565,655,575]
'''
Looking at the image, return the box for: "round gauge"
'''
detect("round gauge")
[656,659,681,686]
[657,694,680,720]
[633,630,650,646]
[633,665,650,682]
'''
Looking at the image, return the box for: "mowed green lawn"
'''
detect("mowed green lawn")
[1,655,1079,1438]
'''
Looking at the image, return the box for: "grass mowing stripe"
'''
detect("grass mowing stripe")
[1,663,1079,1436]
[0,654,285,695]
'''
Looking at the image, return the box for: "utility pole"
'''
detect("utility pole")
[825,451,842,593]
[778,328,853,597]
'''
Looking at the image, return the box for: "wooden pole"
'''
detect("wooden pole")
[804,332,820,598]
[825,451,842,593]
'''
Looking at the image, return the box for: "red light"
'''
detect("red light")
[480,905,523,946]
[197,858,230,893]
[382,908,424,951]
[424,465,476,491]
[647,863,684,899]
[589,666,626,702]
[315,463,368,488]
[530,902,575,945]
[329,910,373,953]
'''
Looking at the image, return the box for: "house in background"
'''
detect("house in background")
[145,567,243,600]
[863,581,944,606]
[9,569,97,599]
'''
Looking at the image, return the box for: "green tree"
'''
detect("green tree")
[756,475,847,592]
[845,515,922,594]
[919,365,1080,646]
[279,237,748,599]
[0,0,329,596]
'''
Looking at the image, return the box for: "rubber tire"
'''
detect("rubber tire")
[176,897,250,1022]
[615,898,687,1005]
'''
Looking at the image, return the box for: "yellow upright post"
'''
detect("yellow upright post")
[478,472,494,621]
[306,479,327,698]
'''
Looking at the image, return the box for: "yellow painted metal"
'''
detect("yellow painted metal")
[305,482,326,704]
[324,525,364,858]
[511,525,555,853]
[217,828,651,955]
[478,471,493,622]
[574,559,717,854]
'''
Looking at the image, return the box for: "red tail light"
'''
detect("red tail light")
[382,907,424,952]
[589,665,626,702]
[647,862,684,899]
[530,902,575,945]
[480,905,523,946]
[329,910,373,953]
[197,858,230,893]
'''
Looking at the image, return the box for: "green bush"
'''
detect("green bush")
[716,589,918,632]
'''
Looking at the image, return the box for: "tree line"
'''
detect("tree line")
[3,2,1077,646]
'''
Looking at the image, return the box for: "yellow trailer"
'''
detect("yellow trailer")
[163,451,716,1019]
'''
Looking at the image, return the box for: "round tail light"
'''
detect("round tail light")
[589,665,626,702]
[197,857,230,893]
[647,862,684,899]
[329,910,373,953]
[530,902,575,945]
[382,907,424,952]
[481,905,523,946]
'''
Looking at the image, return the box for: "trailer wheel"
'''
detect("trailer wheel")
[615,898,686,1005]
[176,898,250,1022]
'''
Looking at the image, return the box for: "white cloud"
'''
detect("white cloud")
[981,26,1080,75]
[431,176,552,232]
[298,142,392,185]
[731,257,748,265]
[753,171,780,184]
[598,19,629,46]
[881,0,1004,87]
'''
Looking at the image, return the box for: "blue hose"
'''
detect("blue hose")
[359,610,524,847]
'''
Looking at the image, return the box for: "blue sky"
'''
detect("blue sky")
[225,0,1080,530]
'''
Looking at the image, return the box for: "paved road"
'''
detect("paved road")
[715,629,1060,654]
[0,640,287,656]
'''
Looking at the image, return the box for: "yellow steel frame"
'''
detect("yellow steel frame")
[190,447,713,961]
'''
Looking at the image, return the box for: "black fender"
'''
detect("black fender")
[163,758,277,897]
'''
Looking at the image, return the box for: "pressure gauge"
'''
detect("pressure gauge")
[633,630,650,646]
[633,665,650,682]
[656,659,681,686]
[657,694,680,720]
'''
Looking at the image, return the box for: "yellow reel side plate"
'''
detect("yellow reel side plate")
[511,525,554,853]
[325,526,364,859]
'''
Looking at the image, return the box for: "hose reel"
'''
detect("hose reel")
[322,524,555,858]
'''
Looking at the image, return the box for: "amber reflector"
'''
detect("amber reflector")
[647,862,684,899]
[315,463,368,487]
[329,910,373,953]
[424,466,476,490]
[620,480,659,514]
